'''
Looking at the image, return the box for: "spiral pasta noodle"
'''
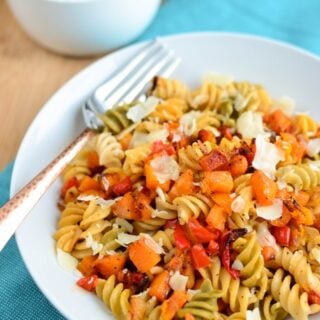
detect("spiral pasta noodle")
[276,162,320,191]
[294,114,318,136]
[95,275,131,320]
[151,76,189,100]
[260,295,288,320]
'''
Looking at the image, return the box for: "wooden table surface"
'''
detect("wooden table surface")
[0,0,98,170]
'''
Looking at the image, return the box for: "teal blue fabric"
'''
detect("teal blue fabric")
[1,0,320,319]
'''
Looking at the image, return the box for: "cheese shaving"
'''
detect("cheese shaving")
[116,233,140,246]
[252,134,284,178]
[236,111,265,139]
[307,138,320,157]
[231,195,245,213]
[256,223,279,251]
[150,155,180,184]
[169,271,188,292]
[56,249,78,272]
[246,307,261,320]
[231,259,244,271]
[131,128,169,148]
[126,96,161,123]
[256,199,283,221]
[141,234,164,254]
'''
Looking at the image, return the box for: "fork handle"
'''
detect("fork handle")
[0,128,95,252]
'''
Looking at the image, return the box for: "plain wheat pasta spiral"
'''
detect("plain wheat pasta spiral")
[151,76,190,100]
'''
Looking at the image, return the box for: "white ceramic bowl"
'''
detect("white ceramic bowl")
[7,0,161,55]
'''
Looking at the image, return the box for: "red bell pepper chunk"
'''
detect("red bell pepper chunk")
[187,218,218,243]
[76,275,98,292]
[199,149,229,171]
[151,140,175,156]
[112,177,132,196]
[191,244,211,269]
[60,177,78,197]
[207,240,219,255]
[198,129,215,143]
[174,224,191,250]
[272,226,291,246]
[308,291,320,305]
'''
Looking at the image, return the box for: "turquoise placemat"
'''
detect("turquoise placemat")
[1,0,320,319]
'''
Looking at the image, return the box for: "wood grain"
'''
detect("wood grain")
[0,0,98,170]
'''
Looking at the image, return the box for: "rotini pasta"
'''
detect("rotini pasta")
[54,74,320,320]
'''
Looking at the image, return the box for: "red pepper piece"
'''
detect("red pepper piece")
[199,149,229,171]
[207,240,219,255]
[191,244,211,269]
[76,275,98,292]
[198,129,215,143]
[308,291,320,305]
[219,126,233,141]
[220,229,247,279]
[60,177,78,197]
[187,218,218,243]
[151,140,175,156]
[165,219,178,229]
[174,224,191,250]
[272,226,291,246]
[112,177,132,196]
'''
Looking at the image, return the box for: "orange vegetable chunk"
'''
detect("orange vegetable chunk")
[77,255,97,277]
[94,254,126,278]
[161,291,188,320]
[264,109,292,134]
[148,270,170,302]
[201,171,233,194]
[206,204,227,231]
[211,193,233,214]
[78,176,101,192]
[250,170,278,205]
[145,161,170,191]
[128,238,161,272]
[229,155,248,177]
[168,169,194,200]
[111,192,136,219]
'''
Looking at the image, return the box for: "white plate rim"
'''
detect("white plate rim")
[11,31,320,319]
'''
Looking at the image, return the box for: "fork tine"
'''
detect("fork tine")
[94,40,163,102]
[121,55,181,104]
[103,47,173,108]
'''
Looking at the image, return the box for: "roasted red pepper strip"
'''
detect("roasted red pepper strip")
[76,275,98,292]
[174,224,191,250]
[187,218,218,243]
[272,226,291,246]
[60,177,78,197]
[112,177,132,196]
[191,244,211,269]
[220,229,247,279]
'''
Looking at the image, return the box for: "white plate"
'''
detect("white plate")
[12,32,320,320]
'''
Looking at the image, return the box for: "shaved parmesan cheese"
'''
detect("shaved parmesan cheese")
[127,96,161,123]
[256,223,279,251]
[308,162,320,171]
[231,259,243,271]
[57,249,78,272]
[141,234,165,254]
[252,134,284,178]
[204,72,234,86]
[150,155,180,184]
[246,308,261,320]
[77,195,117,208]
[310,247,320,264]
[101,176,110,191]
[85,233,103,255]
[272,96,295,115]
[115,217,133,233]
[131,128,169,148]
[307,138,320,157]
[187,289,200,301]
[256,199,283,221]
[169,271,188,292]
[276,180,288,190]
[116,233,140,246]
[179,111,201,136]
[231,195,245,213]
[236,111,265,139]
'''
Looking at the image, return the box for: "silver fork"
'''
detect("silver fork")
[0,40,181,251]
